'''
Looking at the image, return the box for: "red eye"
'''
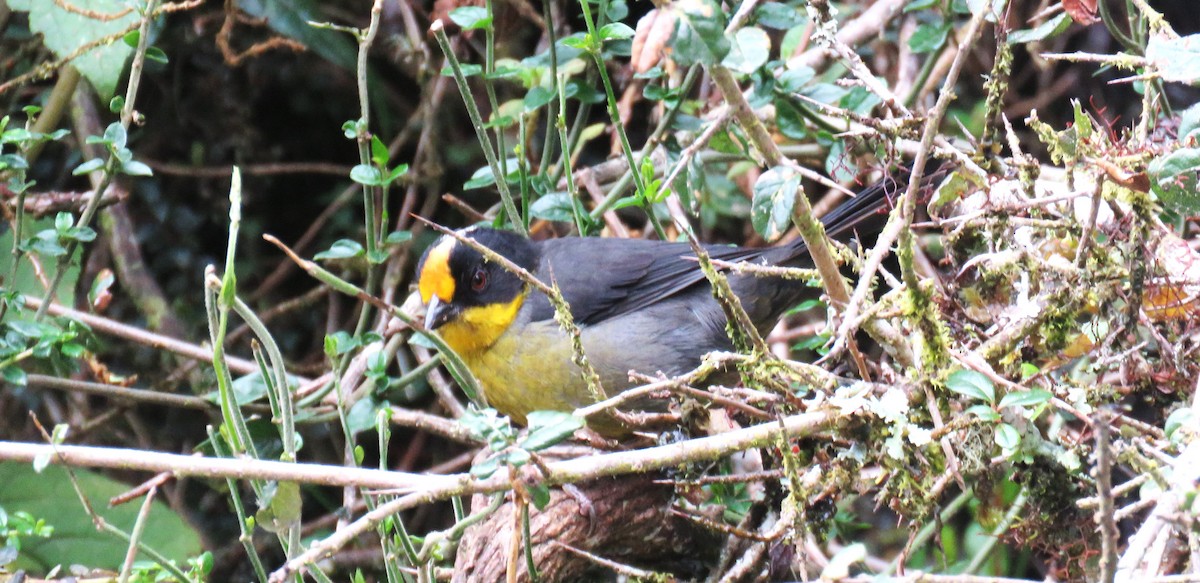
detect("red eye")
[471,268,488,292]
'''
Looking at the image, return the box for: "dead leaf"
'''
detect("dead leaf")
[1090,158,1150,192]
[1145,231,1200,321]
[1063,0,1099,25]
[632,9,677,74]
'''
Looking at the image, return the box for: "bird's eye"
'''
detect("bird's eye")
[470,268,488,292]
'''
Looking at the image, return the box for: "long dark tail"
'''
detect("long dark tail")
[797,160,948,252]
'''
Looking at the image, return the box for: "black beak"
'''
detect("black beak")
[424,296,457,330]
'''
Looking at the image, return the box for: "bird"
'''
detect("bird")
[414,167,914,433]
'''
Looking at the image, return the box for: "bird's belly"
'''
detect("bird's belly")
[458,305,727,427]
[462,326,595,426]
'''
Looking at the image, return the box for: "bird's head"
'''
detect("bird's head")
[415,227,538,353]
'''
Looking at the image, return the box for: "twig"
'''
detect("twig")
[705,62,874,377]
[787,0,907,72]
[25,374,219,411]
[430,19,525,235]
[0,440,456,490]
[552,541,674,581]
[1115,441,1200,578]
[117,486,157,583]
[964,487,1028,574]
[21,295,265,376]
[1095,410,1118,583]
[832,0,1000,363]
[269,410,839,581]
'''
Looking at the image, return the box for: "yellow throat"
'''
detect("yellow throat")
[437,292,527,356]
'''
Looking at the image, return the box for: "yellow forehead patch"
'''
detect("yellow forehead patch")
[418,238,456,303]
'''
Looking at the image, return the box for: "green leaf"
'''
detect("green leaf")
[994,423,1021,453]
[384,230,412,245]
[524,86,556,111]
[751,166,800,242]
[1147,34,1200,85]
[482,114,516,130]
[721,27,771,75]
[71,158,104,176]
[1008,13,1071,45]
[1,366,27,386]
[22,230,66,258]
[825,139,857,183]
[342,119,363,139]
[644,84,673,101]
[671,0,730,66]
[54,212,72,232]
[61,226,96,243]
[449,6,491,30]
[606,0,628,20]
[527,482,551,510]
[519,411,584,451]
[0,462,201,572]
[904,0,939,12]
[802,82,848,106]
[529,192,576,222]
[217,371,268,405]
[560,32,594,50]
[314,239,365,261]
[325,331,359,356]
[441,63,483,77]
[350,164,384,186]
[463,165,497,190]
[8,0,140,99]
[777,66,815,93]
[598,22,634,41]
[254,481,302,533]
[241,0,359,71]
[774,98,809,140]
[102,122,127,150]
[346,395,387,435]
[1165,407,1196,441]
[965,404,1000,422]
[998,388,1052,409]
[120,159,153,177]
[471,454,501,479]
[909,21,951,54]
[841,85,881,115]
[755,3,806,29]
[144,46,168,65]
[1148,148,1200,214]
[1179,102,1200,143]
[564,78,605,103]
[370,135,389,167]
[945,369,995,404]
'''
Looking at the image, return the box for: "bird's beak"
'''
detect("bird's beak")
[424,295,456,330]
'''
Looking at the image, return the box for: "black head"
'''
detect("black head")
[415,227,540,329]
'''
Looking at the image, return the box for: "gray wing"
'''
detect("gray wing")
[523,237,769,326]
